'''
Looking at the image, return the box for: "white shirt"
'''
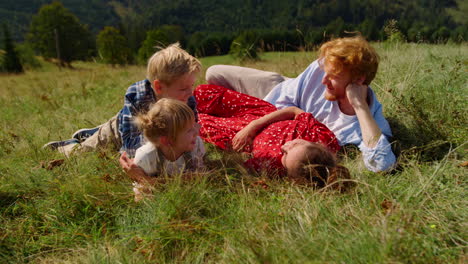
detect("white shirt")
[264,60,396,172]
[134,136,205,176]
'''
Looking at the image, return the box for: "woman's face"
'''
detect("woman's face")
[280,139,324,176]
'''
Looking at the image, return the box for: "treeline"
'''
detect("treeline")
[1,0,467,71]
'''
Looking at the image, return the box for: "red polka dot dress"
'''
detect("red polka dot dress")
[195,84,340,174]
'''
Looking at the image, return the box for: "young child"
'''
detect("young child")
[44,43,201,159]
[131,98,205,201]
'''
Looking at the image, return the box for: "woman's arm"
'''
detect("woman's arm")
[232,106,304,151]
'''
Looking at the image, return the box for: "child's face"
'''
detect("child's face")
[158,72,197,102]
[172,118,200,153]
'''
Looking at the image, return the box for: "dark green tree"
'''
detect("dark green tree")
[2,24,23,73]
[446,0,468,26]
[229,30,259,61]
[96,26,132,65]
[27,1,93,67]
[137,25,184,64]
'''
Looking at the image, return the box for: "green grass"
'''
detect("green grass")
[0,43,467,263]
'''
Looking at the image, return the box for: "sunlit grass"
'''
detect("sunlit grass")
[0,43,467,263]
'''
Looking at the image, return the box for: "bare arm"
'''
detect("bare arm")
[232,106,304,151]
[346,83,382,148]
[119,152,157,185]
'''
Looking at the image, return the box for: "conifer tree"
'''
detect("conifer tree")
[2,24,23,73]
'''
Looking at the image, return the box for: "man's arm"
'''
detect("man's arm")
[232,106,304,151]
[346,83,382,148]
[347,83,396,172]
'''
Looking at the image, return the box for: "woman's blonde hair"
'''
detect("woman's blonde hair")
[290,143,353,192]
[135,98,194,144]
[319,36,379,85]
[146,43,201,85]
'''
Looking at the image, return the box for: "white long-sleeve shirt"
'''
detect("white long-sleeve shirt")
[264,60,396,172]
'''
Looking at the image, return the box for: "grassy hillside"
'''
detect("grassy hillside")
[0,43,466,263]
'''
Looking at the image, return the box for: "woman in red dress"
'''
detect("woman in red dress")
[195,84,351,188]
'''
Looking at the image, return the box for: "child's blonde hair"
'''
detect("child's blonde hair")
[135,98,194,144]
[319,36,379,85]
[146,43,201,85]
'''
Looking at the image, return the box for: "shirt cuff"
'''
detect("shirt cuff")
[359,134,396,172]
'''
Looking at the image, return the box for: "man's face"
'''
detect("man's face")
[156,72,196,102]
[321,62,352,101]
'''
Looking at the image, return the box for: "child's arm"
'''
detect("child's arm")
[120,152,157,185]
[232,106,304,151]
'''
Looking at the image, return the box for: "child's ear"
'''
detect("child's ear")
[153,80,162,95]
[159,136,171,146]
[355,76,366,85]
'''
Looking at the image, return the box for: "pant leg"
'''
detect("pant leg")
[205,65,287,99]
[80,114,121,152]
[60,115,122,156]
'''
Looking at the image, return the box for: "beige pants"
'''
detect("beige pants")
[60,115,121,156]
[205,65,289,99]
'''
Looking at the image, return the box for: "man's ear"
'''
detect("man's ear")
[153,80,162,95]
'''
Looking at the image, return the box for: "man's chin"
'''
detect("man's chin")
[324,92,337,101]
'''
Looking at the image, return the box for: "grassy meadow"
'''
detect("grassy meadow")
[0,42,467,263]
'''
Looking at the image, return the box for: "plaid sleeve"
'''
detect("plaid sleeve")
[118,84,144,157]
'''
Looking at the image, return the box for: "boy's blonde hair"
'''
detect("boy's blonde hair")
[146,43,201,85]
[319,36,379,85]
[135,98,194,144]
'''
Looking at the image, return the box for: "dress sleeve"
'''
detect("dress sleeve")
[358,134,396,172]
[195,84,276,117]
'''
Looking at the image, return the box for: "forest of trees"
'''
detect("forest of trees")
[0,0,466,69]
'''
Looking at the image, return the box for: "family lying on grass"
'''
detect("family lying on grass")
[44,36,396,200]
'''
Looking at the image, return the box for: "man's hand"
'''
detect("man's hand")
[345,82,382,149]
[346,82,369,110]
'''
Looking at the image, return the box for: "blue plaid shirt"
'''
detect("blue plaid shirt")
[117,79,198,157]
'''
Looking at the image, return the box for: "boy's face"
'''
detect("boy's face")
[155,72,197,102]
[172,118,200,153]
[321,62,352,101]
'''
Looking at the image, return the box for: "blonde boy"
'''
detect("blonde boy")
[45,43,201,157]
